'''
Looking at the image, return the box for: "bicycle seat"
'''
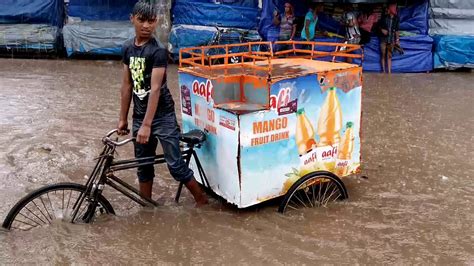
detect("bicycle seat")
[180,129,206,145]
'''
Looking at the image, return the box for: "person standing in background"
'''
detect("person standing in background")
[273,2,296,51]
[276,2,296,41]
[342,4,361,45]
[378,3,400,73]
[267,6,281,48]
[358,5,379,44]
[301,4,324,41]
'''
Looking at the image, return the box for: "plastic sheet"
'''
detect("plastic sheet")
[67,0,135,21]
[0,24,58,50]
[433,35,474,69]
[63,21,134,56]
[399,0,429,35]
[0,0,63,26]
[172,1,260,29]
[429,0,474,35]
[168,25,217,60]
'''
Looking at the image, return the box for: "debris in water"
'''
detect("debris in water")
[40,145,53,153]
[441,175,449,181]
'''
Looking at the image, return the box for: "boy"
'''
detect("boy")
[379,3,400,74]
[117,1,208,206]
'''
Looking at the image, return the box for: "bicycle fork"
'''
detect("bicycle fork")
[70,147,112,223]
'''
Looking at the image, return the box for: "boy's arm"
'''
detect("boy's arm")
[118,63,133,135]
[136,67,164,144]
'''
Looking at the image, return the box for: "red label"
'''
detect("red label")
[192,80,213,103]
[269,88,290,112]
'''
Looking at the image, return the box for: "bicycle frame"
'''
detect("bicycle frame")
[70,140,210,223]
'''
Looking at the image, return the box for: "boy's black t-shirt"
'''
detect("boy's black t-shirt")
[122,38,174,119]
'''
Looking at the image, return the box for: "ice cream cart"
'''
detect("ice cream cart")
[179,41,363,212]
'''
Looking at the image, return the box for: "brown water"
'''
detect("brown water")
[0,59,473,264]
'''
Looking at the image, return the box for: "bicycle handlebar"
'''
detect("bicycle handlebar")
[102,129,135,147]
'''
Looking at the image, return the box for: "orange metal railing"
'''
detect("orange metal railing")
[179,40,363,73]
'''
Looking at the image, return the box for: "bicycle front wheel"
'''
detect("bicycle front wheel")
[2,182,114,231]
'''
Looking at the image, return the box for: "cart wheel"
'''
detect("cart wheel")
[278,171,348,213]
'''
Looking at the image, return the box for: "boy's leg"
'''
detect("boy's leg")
[133,120,158,199]
[387,43,393,74]
[154,113,208,205]
[380,41,387,73]
[139,180,153,199]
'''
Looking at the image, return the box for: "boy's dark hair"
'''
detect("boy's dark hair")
[132,1,157,20]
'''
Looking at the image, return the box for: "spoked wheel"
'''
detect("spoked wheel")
[2,182,114,231]
[278,171,348,213]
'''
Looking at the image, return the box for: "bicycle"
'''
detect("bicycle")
[2,129,209,231]
[3,125,349,231]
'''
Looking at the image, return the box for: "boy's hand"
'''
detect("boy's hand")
[137,125,151,144]
[117,120,129,136]
[381,29,388,36]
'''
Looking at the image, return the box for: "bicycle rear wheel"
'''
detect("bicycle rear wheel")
[2,182,114,231]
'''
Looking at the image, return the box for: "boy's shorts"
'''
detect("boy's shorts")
[132,112,193,184]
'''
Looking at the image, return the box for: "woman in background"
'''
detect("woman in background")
[273,2,296,51]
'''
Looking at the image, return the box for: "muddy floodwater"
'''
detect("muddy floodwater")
[0,59,473,264]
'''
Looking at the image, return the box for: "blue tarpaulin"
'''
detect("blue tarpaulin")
[433,35,474,69]
[362,35,433,72]
[67,0,136,21]
[63,21,134,56]
[172,1,260,29]
[0,0,64,26]
[0,24,58,51]
[168,24,261,60]
[399,0,429,35]
[169,25,217,60]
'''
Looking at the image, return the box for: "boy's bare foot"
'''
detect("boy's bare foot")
[185,178,209,207]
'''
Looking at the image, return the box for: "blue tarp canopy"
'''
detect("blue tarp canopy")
[433,35,474,69]
[0,0,64,26]
[172,1,260,29]
[67,0,136,21]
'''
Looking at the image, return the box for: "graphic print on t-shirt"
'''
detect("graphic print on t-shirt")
[130,57,148,100]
